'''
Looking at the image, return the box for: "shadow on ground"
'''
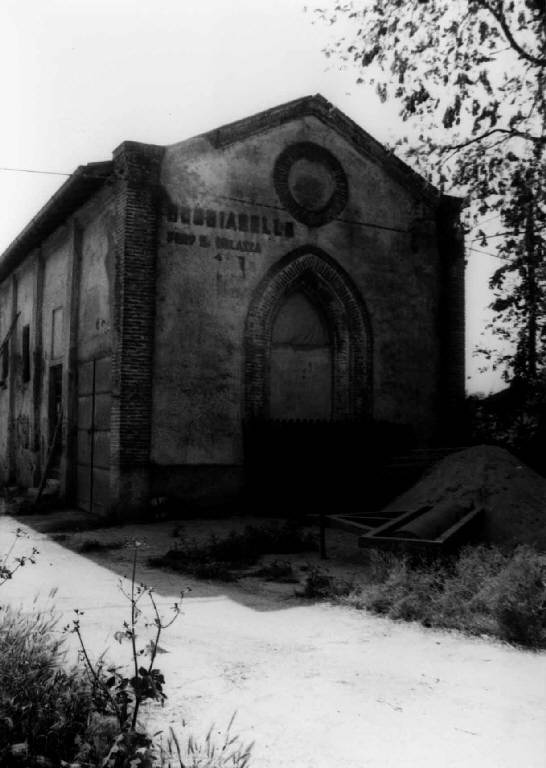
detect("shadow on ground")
[5,506,369,613]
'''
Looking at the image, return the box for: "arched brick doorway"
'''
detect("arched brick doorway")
[243,246,373,514]
[244,245,372,421]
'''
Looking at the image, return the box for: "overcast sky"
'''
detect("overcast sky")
[0,0,504,393]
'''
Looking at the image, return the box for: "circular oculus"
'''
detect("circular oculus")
[274,142,348,227]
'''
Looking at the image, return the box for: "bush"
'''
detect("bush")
[493,547,546,646]
[321,545,546,648]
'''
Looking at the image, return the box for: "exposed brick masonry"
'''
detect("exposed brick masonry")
[245,245,373,421]
[110,142,164,509]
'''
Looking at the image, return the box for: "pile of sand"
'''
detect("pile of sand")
[383,445,546,549]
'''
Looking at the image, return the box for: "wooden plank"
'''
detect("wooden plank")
[358,508,483,551]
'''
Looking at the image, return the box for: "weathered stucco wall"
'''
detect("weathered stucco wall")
[39,232,70,470]
[0,281,13,481]
[78,204,116,362]
[0,190,118,498]
[76,198,117,515]
[10,257,38,486]
[152,114,442,470]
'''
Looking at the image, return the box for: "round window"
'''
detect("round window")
[273,142,348,227]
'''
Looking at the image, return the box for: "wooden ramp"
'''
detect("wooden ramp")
[324,505,483,555]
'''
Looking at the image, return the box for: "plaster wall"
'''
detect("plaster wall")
[76,199,117,514]
[152,115,442,468]
[38,234,70,468]
[11,258,38,486]
[0,281,12,480]
[77,203,116,363]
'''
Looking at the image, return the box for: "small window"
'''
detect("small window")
[22,325,31,383]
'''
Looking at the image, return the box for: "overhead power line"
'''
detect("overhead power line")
[0,166,72,177]
[468,245,507,260]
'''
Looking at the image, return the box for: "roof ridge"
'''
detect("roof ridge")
[197,93,441,204]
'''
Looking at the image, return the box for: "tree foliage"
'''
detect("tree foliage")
[314,0,546,382]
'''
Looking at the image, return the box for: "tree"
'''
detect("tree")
[313,0,546,383]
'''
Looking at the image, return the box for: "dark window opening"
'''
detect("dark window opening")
[1,341,9,383]
[22,325,31,382]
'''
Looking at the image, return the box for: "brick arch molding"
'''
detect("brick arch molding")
[244,245,373,420]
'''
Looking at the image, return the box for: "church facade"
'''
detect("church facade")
[0,95,464,515]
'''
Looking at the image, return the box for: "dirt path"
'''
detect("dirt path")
[1,514,544,768]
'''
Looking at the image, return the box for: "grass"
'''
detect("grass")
[0,606,104,767]
[164,715,253,768]
[77,538,125,553]
[250,559,299,583]
[150,523,316,581]
[40,516,122,534]
[302,545,546,648]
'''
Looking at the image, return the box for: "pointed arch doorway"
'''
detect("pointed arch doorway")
[243,246,372,514]
[269,290,332,421]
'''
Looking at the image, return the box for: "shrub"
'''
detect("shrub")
[493,547,546,646]
[316,545,546,648]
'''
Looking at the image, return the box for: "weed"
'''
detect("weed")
[251,559,299,583]
[41,516,121,534]
[66,541,185,766]
[327,545,546,648]
[493,547,546,646]
[164,714,253,768]
[299,566,354,600]
[77,538,125,553]
[0,528,39,587]
[151,523,316,581]
[0,606,98,767]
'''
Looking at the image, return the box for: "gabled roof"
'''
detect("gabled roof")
[200,93,442,204]
[0,94,450,283]
[0,161,112,282]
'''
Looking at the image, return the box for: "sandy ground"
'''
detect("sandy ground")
[1,510,545,768]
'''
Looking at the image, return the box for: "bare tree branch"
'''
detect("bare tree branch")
[477,0,546,67]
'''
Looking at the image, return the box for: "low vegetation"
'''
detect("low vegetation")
[301,545,546,649]
[77,538,125,554]
[150,523,316,581]
[0,606,103,767]
[0,534,253,767]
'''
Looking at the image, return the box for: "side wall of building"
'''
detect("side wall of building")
[0,187,118,512]
[75,194,117,514]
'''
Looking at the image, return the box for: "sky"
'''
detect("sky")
[0,0,504,394]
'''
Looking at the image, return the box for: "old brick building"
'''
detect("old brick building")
[0,95,464,515]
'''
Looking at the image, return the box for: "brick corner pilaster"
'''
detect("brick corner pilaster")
[109,141,165,515]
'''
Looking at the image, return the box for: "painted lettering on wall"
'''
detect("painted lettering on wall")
[164,204,295,240]
[165,231,261,253]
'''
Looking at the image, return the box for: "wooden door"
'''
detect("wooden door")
[76,356,111,515]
